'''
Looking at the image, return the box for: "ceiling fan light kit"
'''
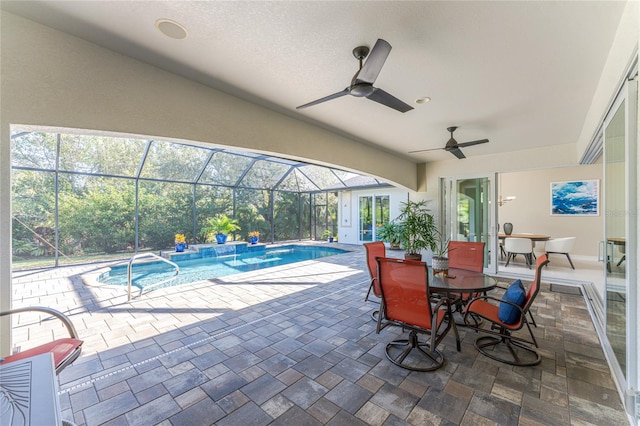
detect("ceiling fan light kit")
[296,39,414,113]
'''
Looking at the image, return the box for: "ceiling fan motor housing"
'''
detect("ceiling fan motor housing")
[350,83,375,97]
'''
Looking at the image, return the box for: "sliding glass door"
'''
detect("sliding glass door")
[603,77,637,390]
[359,194,390,242]
[441,175,497,273]
[604,95,627,374]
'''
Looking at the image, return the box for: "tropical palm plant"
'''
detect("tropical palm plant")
[396,200,437,259]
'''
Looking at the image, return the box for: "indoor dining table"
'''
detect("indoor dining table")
[498,233,550,242]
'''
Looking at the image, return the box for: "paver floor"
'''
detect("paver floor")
[9,243,629,425]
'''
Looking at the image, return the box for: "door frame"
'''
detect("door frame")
[440,173,497,274]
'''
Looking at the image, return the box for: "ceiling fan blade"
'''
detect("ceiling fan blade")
[408,147,443,153]
[366,88,414,113]
[456,139,489,148]
[296,88,350,110]
[449,148,466,159]
[356,39,391,84]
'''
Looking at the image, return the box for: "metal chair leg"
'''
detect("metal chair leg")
[565,253,575,269]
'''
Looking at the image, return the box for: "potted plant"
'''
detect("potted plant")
[376,221,404,250]
[396,200,437,260]
[248,231,260,244]
[322,230,334,242]
[202,214,241,244]
[174,233,186,252]
[431,232,450,273]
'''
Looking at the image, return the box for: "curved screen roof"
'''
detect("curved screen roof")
[11,130,390,192]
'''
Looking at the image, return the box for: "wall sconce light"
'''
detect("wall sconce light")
[498,173,516,206]
[498,195,516,206]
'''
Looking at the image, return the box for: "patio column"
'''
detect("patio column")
[1,121,11,355]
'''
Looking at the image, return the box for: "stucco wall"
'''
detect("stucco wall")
[0,12,417,189]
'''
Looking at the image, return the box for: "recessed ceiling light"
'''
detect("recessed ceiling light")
[155,19,188,40]
[415,97,431,104]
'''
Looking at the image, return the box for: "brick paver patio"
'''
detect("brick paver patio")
[8,243,629,425]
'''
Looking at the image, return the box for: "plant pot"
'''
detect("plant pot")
[432,256,449,274]
[389,242,401,250]
[216,234,228,244]
[175,243,186,252]
[404,253,422,261]
[250,236,259,244]
[328,237,334,243]
[503,222,513,235]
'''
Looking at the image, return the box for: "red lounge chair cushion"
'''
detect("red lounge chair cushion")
[0,338,83,368]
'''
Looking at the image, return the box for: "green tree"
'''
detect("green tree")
[59,178,136,253]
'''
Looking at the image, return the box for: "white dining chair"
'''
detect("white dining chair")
[504,237,534,269]
[544,237,577,269]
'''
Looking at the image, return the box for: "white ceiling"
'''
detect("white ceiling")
[1,1,626,163]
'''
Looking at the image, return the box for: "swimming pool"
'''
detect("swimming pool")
[97,245,348,290]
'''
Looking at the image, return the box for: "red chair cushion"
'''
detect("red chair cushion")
[0,338,83,369]
[466,299,523,330]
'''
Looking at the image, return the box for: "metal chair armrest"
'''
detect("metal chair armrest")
[0,306,79,339]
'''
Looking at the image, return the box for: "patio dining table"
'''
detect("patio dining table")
[429,267,498,297]
[428,267,498,326]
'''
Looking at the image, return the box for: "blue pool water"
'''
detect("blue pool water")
[99,245,348,290]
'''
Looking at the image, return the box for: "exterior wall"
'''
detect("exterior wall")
[0,12,417,187]
[337,188,410,246]
[577,1,639,158]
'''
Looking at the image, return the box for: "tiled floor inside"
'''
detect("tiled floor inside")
[9,244,629,425]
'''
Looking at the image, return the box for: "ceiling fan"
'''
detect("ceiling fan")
[409,126,489,159]
[296,39,413,113]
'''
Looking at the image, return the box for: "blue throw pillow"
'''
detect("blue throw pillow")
[498,280,527,324]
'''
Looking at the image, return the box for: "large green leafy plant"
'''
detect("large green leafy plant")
[376,221,404,249]
[202,214,241,242]
[396,200,437,259]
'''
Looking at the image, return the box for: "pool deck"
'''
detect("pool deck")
[9,243,630,425]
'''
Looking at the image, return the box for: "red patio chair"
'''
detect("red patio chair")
[447,241,485,311]
[376,257,460,371]
[463,254,549,366]
[363,241,386,322]
[0,306,83,374]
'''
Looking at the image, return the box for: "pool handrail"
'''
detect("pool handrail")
[127,253,180,301]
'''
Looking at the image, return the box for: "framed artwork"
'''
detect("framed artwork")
[550,179,599,216]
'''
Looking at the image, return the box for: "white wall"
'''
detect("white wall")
[499,164,603,257]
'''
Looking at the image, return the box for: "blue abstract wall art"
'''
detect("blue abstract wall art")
[550,180,599,216]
